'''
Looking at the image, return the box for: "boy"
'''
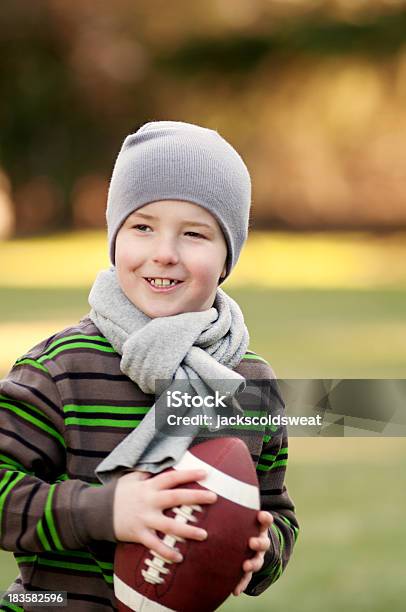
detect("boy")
[0,121,299,610]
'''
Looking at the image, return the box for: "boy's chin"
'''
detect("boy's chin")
[136,300,212,318]
[126,289,216,317]
[135,300,185,318]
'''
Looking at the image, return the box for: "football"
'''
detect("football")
[113,437,260,612]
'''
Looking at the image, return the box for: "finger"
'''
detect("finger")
[233,573,252,597]
[249,535,271,552]
[233,572,252,596]
[258,510,274,527]
[140,529,183,563]
[243,552,265,573]
[256,521,271,539]
[243,551,261,572]
[152,469,208,490]
[155,515,208,542]
[157,488,217,509]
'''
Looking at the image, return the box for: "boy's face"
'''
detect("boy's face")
[115,200,228,318]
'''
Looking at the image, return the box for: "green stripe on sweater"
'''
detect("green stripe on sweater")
[260,453,277,461]
[272,521,285,557]
[65,417,143,428]
[257,444,288,470]
[36,486,65,552]
[15,554,37,563]
[0,401,65,448]
[44,485,64,551]
[0,453,26,471]
[0,472,25,538]
[0,602,24,612]
[37,557,113,579]
[13,358,49,373]
[36,516,51,551]
[17,555,114,585]
[0,464,35,475]
[15,554,113,583]
[15,549,114,570]
[257,459,288,472]
[242,353,269,365]
[14,334,113,369]
[38,342,116,363]
[281,515,300,541]
[63,404,150,415]
[0,394,55,422]
[43,334,112,352]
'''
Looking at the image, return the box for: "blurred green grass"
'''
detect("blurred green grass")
[1,285,405,377]
[1,231,405,610]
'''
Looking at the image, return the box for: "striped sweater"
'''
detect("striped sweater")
[0,316,299,611]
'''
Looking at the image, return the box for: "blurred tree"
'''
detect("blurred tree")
[1,0,406,235]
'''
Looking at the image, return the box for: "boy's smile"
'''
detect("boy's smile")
[115,200,227,318]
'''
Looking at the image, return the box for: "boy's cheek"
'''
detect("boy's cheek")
[191,261,224,287]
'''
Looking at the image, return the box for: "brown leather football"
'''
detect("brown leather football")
[113,437,260,612]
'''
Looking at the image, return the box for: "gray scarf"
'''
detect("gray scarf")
[88,267,249,483]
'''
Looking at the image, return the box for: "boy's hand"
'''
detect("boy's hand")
[113,468,217,563]
[233,510,274,596]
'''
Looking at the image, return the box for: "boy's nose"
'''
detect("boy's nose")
[152,240,180,265]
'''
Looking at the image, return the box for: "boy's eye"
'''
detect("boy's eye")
[185,231,205,238]
[131,225,205,239]
[132,224,151,231]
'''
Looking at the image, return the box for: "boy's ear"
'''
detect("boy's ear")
[220,263,227,280]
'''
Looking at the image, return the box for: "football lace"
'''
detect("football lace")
[142,504,203,585]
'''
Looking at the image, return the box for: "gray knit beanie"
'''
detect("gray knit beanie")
[106,120,251,283]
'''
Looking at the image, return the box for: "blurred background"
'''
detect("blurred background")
[0,1,405,610]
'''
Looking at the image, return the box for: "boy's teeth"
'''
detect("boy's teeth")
[148,278,178,287]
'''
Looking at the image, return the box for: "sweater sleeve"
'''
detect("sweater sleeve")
[244,381,300,597]
[0,358,118,554]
